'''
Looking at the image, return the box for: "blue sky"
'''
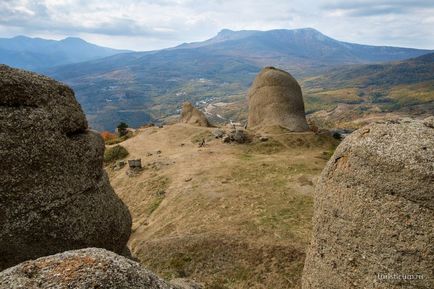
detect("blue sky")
[1,0,433,50]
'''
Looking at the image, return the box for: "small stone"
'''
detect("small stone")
[230,129,248,144]
[212,129,225,138]
[423,116,434,128]
[128,159,142,169]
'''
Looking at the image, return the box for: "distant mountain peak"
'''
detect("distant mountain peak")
[217,28,235,35]
[11,35,31,40]
[61,37,87,44]
[293,27,319,32]
[211,28,258,42]
[0,35,129,71]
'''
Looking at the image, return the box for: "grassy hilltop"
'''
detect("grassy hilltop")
[106,124,337,288]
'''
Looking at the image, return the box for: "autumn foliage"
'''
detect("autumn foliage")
[100,131,117,141]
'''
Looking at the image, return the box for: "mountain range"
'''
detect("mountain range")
[0,36,129,71]
[0,28,432,130]
[176,28,430,71]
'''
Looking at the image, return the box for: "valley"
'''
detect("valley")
[37,28,433,131]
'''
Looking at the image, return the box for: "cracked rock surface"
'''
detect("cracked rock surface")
[302,119,434,289]
[0,65,132,270]
[0,248,183,289]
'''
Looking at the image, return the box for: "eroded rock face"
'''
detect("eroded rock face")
[180,102,210,127]
[0,248,181,289]
[247,67,309,132]
[302,119,434,289]
[0,65,132,270]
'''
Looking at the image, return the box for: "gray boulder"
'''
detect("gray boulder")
[247,67,309,132]
[0,248,182,289]
[302,119,434,289]
[0,65,131,270]
[212,129,225,138]
[179,102,210,127]
[229,129,248,144]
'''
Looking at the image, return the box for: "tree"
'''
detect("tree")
[117,122,129,137]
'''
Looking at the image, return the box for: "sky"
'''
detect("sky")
[1,0,433,51]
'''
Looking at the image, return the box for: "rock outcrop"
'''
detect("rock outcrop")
[302,119,434,289]
[180,102,210,127]
[0,248,182,289]
[0,65,132,270]
[247,67,309,132]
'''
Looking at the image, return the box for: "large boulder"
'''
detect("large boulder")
[0,248,182,289]
[0,65,132,270]
[302,119,434,289]
[180,102,210,127]
[247,67,309,132]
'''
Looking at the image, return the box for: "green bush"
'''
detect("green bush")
[117,122,129,137]
[104,145,129,163]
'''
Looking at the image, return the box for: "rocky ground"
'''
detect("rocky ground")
[106,123,337,289]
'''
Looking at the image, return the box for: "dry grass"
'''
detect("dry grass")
[106,123,336,288]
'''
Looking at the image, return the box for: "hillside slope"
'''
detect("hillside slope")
[0,36,129,70]
[44,28,432,131]
[205,52,434,130]
[107,124,337,288]
[302,53,434,128]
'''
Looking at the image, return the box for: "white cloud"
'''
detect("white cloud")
[0,0,432,50]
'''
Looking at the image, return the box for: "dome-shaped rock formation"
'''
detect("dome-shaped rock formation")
[0,248,188,289]
[302,119,434,289]
[247,67,309,132]
[0,65,132,270]
[180,102,210,127]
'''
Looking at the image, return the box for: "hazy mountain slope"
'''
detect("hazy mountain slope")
[303,52,434,107]
[46,49,259,130]
[45,29,433,131]
[175,28,431,71]
[0,36,129,70]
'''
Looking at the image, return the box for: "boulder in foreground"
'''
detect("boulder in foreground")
[302,118,434,289]
[0,248,187,289]
[0,65,132,270]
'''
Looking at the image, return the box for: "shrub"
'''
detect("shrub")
[104,145,129,163]
[100,131,117,142]
[117,122,129,137]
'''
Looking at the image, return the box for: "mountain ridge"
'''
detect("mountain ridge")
[174,28,432,68]
[0,35,130,70]
[9,28,433,130]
